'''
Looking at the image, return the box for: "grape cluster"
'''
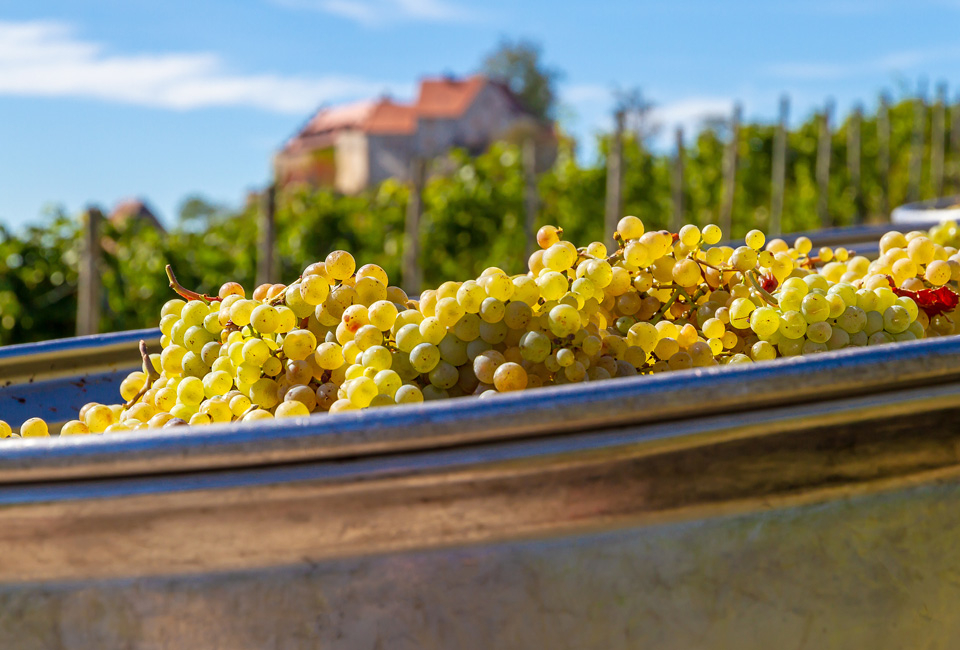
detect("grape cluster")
[2,217,959,438]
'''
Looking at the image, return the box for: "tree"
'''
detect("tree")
[178,194,227,230]
[481,39,562,122]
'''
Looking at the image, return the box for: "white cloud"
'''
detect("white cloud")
[562,83,610,105]
[652,97,734,133]
[766,46,960,81]
[0,20,409,113]
[272,0,477,26]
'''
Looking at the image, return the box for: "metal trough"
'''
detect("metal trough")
[1,328,960,649]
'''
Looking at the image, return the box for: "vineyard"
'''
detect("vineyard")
[0,94,958,347]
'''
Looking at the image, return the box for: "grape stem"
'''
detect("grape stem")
[165,265,222,303]
[746,270,779,306]
[651,288,684,324]
[124,340,160,409]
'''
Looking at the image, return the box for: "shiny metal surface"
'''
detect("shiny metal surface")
[0,329,160,430]
[2,328,960,648]
[892,195,960,224]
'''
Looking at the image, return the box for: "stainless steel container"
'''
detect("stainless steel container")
[1,329,960,649]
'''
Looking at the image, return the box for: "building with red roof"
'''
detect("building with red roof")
[275,74,549,194]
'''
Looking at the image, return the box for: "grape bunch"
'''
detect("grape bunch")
[2,216,959,439]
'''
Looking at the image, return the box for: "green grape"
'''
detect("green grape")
[368,300,399,330]
[827,327,851,350]
[802,340,828,354]
[373,369,402,397]
[161,298,187,318]
[856,289,878,312]
[183,325,215,354]
[353,324,383,351]
[182,351,209,378]
[230,299,256,327]
[409,343,441,374]
[395,384,424,404]
[438,334,469,366]
[396,323,424,352]
[503,301,533,330]
[452,313,481,342]
[456,280,487,313]
[511,275,540,305]
[361,345,392,371]
[800,293,830,323]
[547,304,580,338]
[282,329,317,361]
[201,341,222,367]
[241,339,271,366]
[484,273,515,302]
[177,376,205,407]
[562,360,586,383]
[750,340,777,361]
[159,314,179,337]
[419,317,446,345]
[262,356,283,377]
[864,311,884,335]
[160,345,187,375]
[536,271,568,301]
[346,376,377,407]
[779,311,807,339]
[325,250,356,280]
[479,297,505,323]
[729,298,756,330]
[250,304,280,333]
[429,361,460,389]
[883,305,910,334]
[806,321,833,344]
[315,342,345,370]
[749,307,780,339]
[275,401,311,418]
[421,385,449,401]
[229,394,252,416]
[473,350,505,384]
[250,378,280,409]
[203,371,233,397]
[181,300,210,327]
[519,331,551,363]
[478,320,508,344]
[355,277,387,306]
[435,297,466,328]
[20,418,49,437]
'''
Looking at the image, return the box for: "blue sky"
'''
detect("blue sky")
[1,0,959,229]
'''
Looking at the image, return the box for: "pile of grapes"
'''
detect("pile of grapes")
[2,217,959,439]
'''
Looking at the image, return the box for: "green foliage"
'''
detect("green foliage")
[0,96,957,345]
[481,38,562,121]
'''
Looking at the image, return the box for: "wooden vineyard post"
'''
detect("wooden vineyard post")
[719,103,741,237]
[848,104,864,224]
[878,93,891,219]
[931,83,946,197]
[76,207,103,337]
[604,110,625,248]
[671,127,684,232]
[952,95,960,193]
[255,184,277,287]
[908,90,926,203]
[403,157,425,296]
[816,99,834,228]
[523,138,538,262]
[770,95,789,236]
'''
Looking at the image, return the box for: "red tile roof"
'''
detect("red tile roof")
[283,75,526,151]
[301,100,378,136]
[416,75,487,119]
[364,100,418,134]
